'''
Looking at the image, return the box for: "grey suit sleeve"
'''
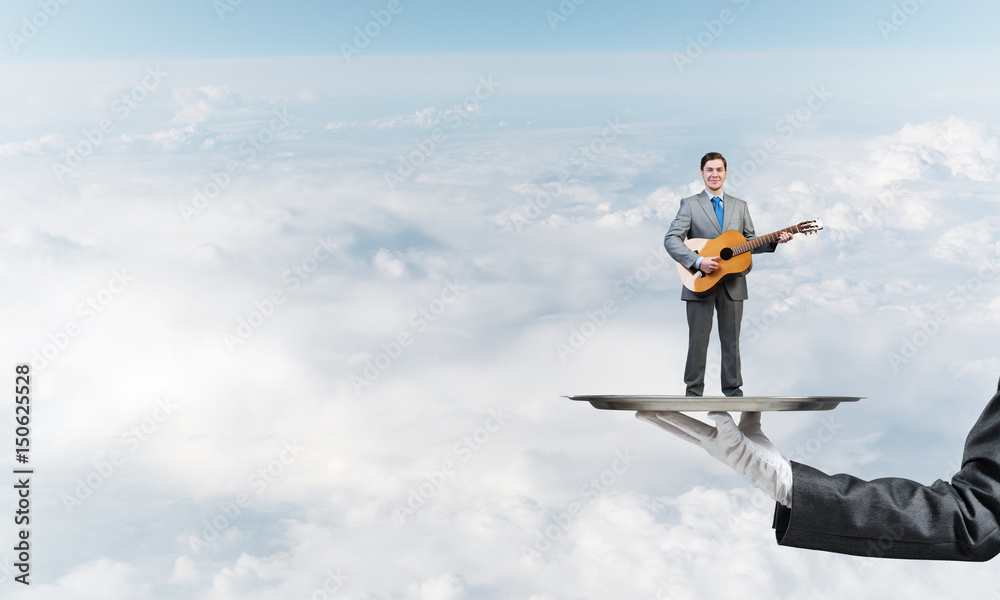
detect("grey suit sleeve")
[664,199,700,270]
[773,379,1000,561]
[741,204,778,255]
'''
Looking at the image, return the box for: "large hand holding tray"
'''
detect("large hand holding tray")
[567,395,862,412]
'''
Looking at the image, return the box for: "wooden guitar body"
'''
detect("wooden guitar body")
[675,230,753,296]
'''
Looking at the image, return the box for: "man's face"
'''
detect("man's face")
[701,159,726,194]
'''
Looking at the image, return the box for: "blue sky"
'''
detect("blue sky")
[2,0,996,60]
[2,2,1000,599]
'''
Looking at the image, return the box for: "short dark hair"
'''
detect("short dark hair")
[700,152,727,170]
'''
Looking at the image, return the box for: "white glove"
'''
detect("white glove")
[636,411,793,507]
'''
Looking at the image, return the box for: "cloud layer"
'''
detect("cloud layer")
[1,55,999,598]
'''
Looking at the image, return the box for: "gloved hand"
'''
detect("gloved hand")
[636,411,793,507]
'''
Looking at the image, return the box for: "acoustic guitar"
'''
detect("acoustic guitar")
[675,219,822,296]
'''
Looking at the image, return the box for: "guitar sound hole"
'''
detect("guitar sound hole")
[719,248,733,260]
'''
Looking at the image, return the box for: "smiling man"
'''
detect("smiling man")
[663,152,791,397]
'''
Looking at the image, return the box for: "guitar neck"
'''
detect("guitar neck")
[731,225,801,256]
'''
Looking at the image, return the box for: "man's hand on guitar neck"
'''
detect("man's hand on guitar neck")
[777,232,793,244]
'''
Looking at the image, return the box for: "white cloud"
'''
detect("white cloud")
[886,116,1000,181]
[408,573,467,600]
[930,219,1000,262]
[373,248,408,278]
[0,133,63,157]
[325,121,356,130]
[171,86,244,124]
[299,88,319,103]
[3,59,1000,600]
[10,558,154,600]
[169,555,203,586]
[121,123,215,152]
[374,107,441,129]
[595,205,651,228]
[339,103,489,131]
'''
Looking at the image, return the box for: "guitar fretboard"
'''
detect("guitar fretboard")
[730,225,803,256]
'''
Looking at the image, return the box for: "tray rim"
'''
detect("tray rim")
[565,395,864,412]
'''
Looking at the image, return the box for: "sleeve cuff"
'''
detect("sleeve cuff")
[772,501,792,543]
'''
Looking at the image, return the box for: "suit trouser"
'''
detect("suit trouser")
[684,289,743,397]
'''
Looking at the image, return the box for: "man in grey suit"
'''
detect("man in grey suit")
[664,152,791,397]
[636,375,1000,561]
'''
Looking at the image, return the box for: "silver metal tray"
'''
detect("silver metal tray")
[566,395,863,412]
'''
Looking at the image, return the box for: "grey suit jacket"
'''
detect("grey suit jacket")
[774,377,1000,561]
[663,191,776,301]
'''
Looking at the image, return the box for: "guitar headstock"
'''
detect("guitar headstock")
[795,219,823,235]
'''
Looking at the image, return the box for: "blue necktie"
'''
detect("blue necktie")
[711,196,724,229]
